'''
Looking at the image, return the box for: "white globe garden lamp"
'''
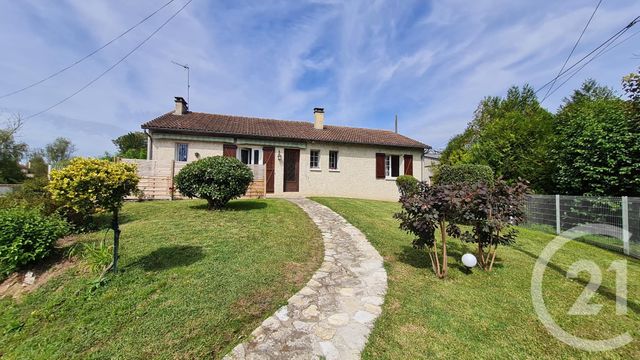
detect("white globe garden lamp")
[461,253,478,268]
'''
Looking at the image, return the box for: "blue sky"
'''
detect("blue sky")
[0,0,639,156]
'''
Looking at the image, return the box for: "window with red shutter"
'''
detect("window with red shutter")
[404,154,413,176]
[375,153,385,179]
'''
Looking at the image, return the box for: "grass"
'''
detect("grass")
[0,199,323,359]
[312,197,640,360]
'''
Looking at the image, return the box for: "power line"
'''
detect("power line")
[0,0,177,100]
[542,28,627,100]
[24,0,193,120]
[535,15,640,96]
[541,0,602,103]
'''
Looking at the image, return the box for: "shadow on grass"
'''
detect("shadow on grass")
[131,245,205,271]
[397,241,504,275]
[188,200,268,211]
[513,246,640,314]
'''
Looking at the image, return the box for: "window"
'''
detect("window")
[240,148,261,165]
[309,150,320,169]
[385,155,400,178]
[329,151,339,170]
[176,143,188,162]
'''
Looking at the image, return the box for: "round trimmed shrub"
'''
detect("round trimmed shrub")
[174,156,254,210]
[396,175,419,197]
[434,164,494,186]
[0,207,69,276]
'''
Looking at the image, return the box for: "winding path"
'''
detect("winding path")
[224,198,387,360]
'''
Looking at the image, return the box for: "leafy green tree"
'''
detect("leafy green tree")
[0,117,27,184]
[28,149,48,178]
[48,158,139,272]
[441,85,554,192]
[45,137,76,167]
[112,132,147,159]
[552,80,640,196]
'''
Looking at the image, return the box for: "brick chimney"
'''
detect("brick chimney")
[174,96,188,115]
[313,107,324,130]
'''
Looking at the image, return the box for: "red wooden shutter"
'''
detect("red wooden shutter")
[223,144,237,157]
[404,154,413,176]
[375,153,385,179]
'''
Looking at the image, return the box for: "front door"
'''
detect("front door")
[263,147,275,193]
[283,148,299,192]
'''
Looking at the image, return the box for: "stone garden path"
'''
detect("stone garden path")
[224,198,387,360]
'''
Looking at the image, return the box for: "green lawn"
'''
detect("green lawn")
[312,197,640,360]
[0,199,323,359]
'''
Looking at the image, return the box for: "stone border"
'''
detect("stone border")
[224,198,387,360]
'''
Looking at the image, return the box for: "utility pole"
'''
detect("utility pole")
[171,60,190,104]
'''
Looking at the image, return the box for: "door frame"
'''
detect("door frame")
[283,148,300,192]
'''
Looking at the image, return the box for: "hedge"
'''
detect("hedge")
[434,164,494,186]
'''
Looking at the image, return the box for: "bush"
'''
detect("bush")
[0,177,57,215]
[434,164,494,186]
[174,156,253,210]
[48,158,139,227]
[396,175,419,197]
[0,207,69,276]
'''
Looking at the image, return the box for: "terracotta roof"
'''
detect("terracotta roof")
[142,111,426,149]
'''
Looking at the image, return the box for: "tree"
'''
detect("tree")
[174,156,253,210]
[112,132,147,159]
[45,137,76,167]
[395,182,463,278]
[48,158,139,272]
[441,85,554,192]
[552,80,640,196]
[0,116,28,184]
[28,149,48,178]
[457,178,529,271]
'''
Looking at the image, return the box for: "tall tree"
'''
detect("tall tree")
[28,149,49,178]
[112,131,147,159]
[45,137,76,166]
[0,116,28,184]
[552,80,640,196]
[441,85,554,192]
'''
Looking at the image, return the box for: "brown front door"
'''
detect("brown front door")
[283,149,299,192]
[223,144,237,157]
[263,147,275,193]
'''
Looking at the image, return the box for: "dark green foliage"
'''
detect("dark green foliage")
[0,207,69,275]
[27,149,48,178]
[434,164,494,186]
[552,81,640,196]
[395,175,419,197]
[0,120,27,184]
[0,177,58,215]
[112,132,147,159]
[441,85,554,192]
[174,156,254,210]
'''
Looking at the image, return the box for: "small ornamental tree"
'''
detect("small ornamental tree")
[48,158,139,272]
[458,178,529,271]
[395,182,462,278]
[174,156,253,210]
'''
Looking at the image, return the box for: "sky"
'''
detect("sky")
[0,0,639,157]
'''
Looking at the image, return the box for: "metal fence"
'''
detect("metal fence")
[524,195,640,258]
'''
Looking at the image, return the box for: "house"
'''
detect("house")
[423,151,441,184]
[140,97,427,201]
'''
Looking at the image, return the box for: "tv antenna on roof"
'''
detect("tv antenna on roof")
[171,60,190,104]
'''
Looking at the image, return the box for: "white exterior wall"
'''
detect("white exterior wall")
[149,134,423,201]
[272,144,422,201]
[152,138,224,162]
